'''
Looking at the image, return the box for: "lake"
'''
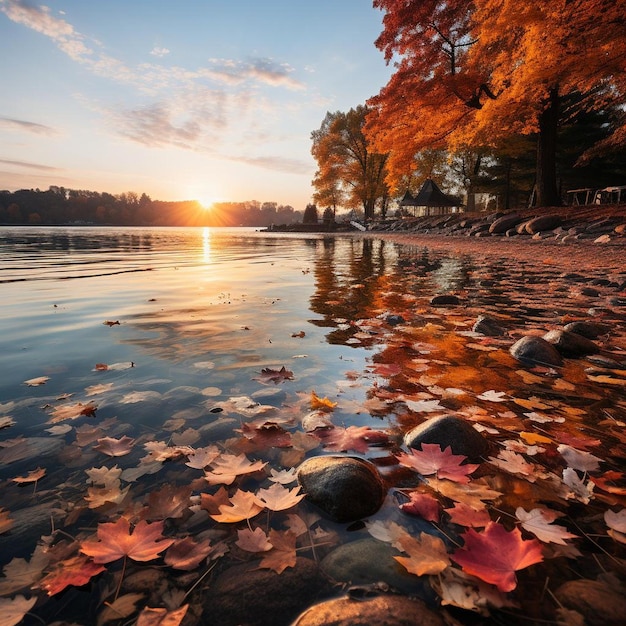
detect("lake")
[1,226,625,625]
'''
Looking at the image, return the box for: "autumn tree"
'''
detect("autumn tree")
[366,0,626,207]
[311,106,389,220]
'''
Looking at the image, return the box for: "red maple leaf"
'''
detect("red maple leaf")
[400,491,440,522]
[254,366,294,384]
[80,517,175,563]
[314,425,389,454]
[39,555,106,595]
[451,521,544,592]
[397,443,479,483]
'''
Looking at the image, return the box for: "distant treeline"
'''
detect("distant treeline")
[0,187,304,227]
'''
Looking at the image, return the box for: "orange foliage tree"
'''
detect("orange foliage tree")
[366,0,626,207]
[311,106,390,220]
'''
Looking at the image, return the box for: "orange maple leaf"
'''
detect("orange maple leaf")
[209,489,264,523]
[12,467,46,484]
[255,483,305,511]
[310,391,337,412]
[451,522,544,592]
[164,536,213,570]
[394,532,450,576]
[397,443,479,483]
[93,435,136,457]
[39,555,106,595]
[80,517,175,563]
[258,529,297,574]
[136,604,188,626]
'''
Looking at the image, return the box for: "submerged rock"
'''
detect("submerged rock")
[430,294,461,306]
[509,335,564,367]
[554,579,625,626]
[542,329,599,357]
[403,414,490,462]
[297,456,387,522]
[204,557,331,626]
[563,321,611,339]
[292,594,447,626]
[472,314,506,337]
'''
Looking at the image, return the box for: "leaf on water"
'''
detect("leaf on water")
[403,397,445,413]
[488,450,537,481]
[184,445,221,469]
[239,422,292,448]
[444,502,492,528]
[397,444,479,483]
[38,555,106,596]
[120,391,162,404]
[519,431,553,445]
[80,518,175,563]
[171,428,200,446]
[203,453,267,486]
[96,593,145,626]
[0,547,50,596]
[193,361,215,370]
[366,520,409,550]
[394,532,450,576]
[0,595,38,626]
[209,489,264,523]
[0,416,15,429]
[136,604,188,626]
[0,508,14,534]
[399,491,441,522]
[45,424,72,435]
[47,401,97,423]
[23,376,50,386]
[592,471,626,496]
[258,529,297,574]
[451,522,544,592]
[557,444,601,472]
[164,536,213,570]
[314,425,389,454]
[200,486,230,515]
[143,441,193,462]
[515,507,578,544]
[254,366,294,384]
[93,435,136,457]
[605,508,626,533]
[94,361,134,371]
[427,477,502,509]
[86,465,123,487]
[476,390,509,402]
[562,468,595,504]
[310,391,337,412]
[103,320,120,326]
[255,483,305,511]
[85,484,131,509]
[12,467,46,484]
[144,484,192,521]
[268,467,298,485]
[85,383,115,397]
[236,527,273,553]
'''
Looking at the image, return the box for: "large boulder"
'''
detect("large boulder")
[403,415,490,462]
[489,213,522,234]
[297,456,387,522]
[563,321,611,339]
[509,335,564,367]
[554,579,625,626]
[542,329,599,357]
[524,214,562,234]
[292,594,447,626]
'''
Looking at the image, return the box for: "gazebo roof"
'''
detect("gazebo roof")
[401,179,458,207]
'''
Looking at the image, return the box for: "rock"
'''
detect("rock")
[403,415,490,462]
[472,314,506,337]
[292,594,447,626]
[579,286,600,297]
[614,223,626,235]
[489,213,522,234]
[594,234,612,243]
[320,538,433,597]
[542,329,599,357]
[297,456,387,522]
[204,557,332,626]
[430,294,460,306]
[385,314,405,326]
[524,214,562,234]
[563,321,611,339]
[509,335,564,367]
[586,355,626,370]
[554,579,625,626]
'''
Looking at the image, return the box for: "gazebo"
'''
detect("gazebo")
[400,179,461,217]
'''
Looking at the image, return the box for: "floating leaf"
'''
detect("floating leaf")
[39,555,106,595]
[254,366,294,384]
[451,522,543,592]
[93,435,135,457]
[236,527,273,553]
[80,518,175,563]
[209,489,264,523]
[258,530,297,574]
[255,483,305,511]
[515,508,578,544]
[23,376,49,386]
[136,605,188,626]
[164,536,213,570]
[12,467,46,484]
[397,444,479,483]
[0,595,38,626]
[394,532,450,576]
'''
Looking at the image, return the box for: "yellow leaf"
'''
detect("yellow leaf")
[310,390,337,412]
[520,432,553,445]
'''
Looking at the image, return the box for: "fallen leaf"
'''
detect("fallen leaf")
[86,465,123,488]
[203,453,267,485]
[254,366,294,384]
[397,444,479,483]
[0,416,16,429]
[314,425,389,454]
[144,484,192,520]
[451,522,544,592]
[96,593,145,626]
[23,376,50,386]
[399,491,440,522]
[39,555,106,595]
[476,390,509,402]
[184,445,221,469]
[445,502,492,528]
[268,467,298,484]
[47,401,97,423]
[164,536,213,570]
[515,508,578,544]
[0,595,38,626]
[255,483,305,511]
[103,320,120,326]
[605,508,626,533]
[136,604,188,626]
[93,435,136,457]
[394,532,450,576]
[209,489,264,523]
[310,391,337,412]
[80,518,175,563]
[258,529,297,574]
[557,445,601,472]
[12,467,46,484]
[236,527,273,552]
[0,508,13,534]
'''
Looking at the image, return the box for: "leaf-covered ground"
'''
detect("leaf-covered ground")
[0,231,625,626]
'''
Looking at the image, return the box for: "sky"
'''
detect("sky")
[0,0,394,210]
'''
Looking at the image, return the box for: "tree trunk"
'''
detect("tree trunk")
[535,88,561,208]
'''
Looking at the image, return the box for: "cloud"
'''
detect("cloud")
[231,154,313,175]
[150,46,170,58]
[205,57,305,90]
[0,116,57,135]
[0,158,60,171]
